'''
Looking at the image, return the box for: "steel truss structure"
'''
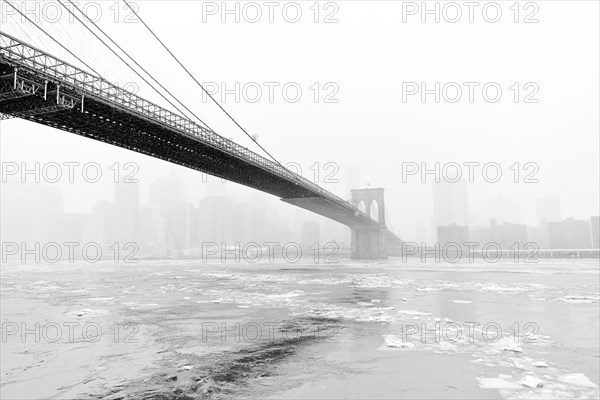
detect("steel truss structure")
[0,31,386,230]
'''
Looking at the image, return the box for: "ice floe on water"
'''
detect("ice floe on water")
[477,377,522,390]
[531,361,549,368]
[520,376,544,388]
[451,300,472,304]
[378,334,415,350]
[558,295,599,304]
[121,302,159,309]
[557,373,598,388]
[477,370,599,399]
[65,308,109,317]
[397,309,431,316]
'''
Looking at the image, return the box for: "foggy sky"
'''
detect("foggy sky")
[1,0,598,241]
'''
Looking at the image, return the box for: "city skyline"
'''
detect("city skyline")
[2,167,598,252]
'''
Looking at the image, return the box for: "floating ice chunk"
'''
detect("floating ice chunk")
[211,298,223,303]
[371,299,381,303]
[477,377,521,390]
[65,308,108,317]
[382,335,415,349]
[558,373,598,388]
[452,300,472,304]
[503,343,523,353]
[398,310,431,316]
[180,365,193,370]
[512,358,528,370]
[532,361,549,368]
[88,297,115,302]
[520,376,544,388]
[559,297,596,304]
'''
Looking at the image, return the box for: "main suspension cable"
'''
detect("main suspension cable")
[3,1,103,78]
[121,0,299,181]
[59,0,214,130]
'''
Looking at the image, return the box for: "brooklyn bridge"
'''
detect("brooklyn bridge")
[0,8,401,258]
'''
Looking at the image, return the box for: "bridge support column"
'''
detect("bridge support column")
[350,188,388,260]
[351,227,388,259]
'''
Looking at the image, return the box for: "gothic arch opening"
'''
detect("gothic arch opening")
[357,200,366,214]
[370,199,379,222]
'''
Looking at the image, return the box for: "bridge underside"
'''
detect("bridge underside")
[0,62,318,199]
[281,197,377,229]
[0,37,400,258]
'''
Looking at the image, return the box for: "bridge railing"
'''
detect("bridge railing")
[0,31,371,222]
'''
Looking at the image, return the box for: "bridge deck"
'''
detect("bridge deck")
[0,31,383,230]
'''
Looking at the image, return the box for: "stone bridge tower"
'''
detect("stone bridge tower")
[350,188,388,259]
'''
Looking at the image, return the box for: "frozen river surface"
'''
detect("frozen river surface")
[1,259,599,399]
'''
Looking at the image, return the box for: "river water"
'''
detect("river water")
[1,258,599,399]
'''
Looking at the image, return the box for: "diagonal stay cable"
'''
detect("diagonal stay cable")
[121,0,303,184]
[58,0,212,130]
[3,1,103,78]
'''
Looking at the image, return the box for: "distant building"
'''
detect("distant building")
[138,204,162,254]
[487,196,521,224]
[62,213,89,243]
[490,220,528,249]
[114,182,139,245]
[301,220,321,248]
[469,226,491,245]
[433,180,468,240]
[149,169,187,213]
[590,216,599,249]
[527,225,548,249]
[250,207,267,244]
[170,203,194,252]
[437,224,469,247]
[548,218,592,249]
[536,196,561,225]
[197,196,233,245]
[82,200,114,250]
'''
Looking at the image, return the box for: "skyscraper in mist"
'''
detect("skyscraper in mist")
[487,196,521,224]
[149,169,187,213]
[548,218,592,249]
[536,196,561,225]
[301,220,321,248]
[433,180,468,240]
[197,196,233,245]
[114,182,139,245]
